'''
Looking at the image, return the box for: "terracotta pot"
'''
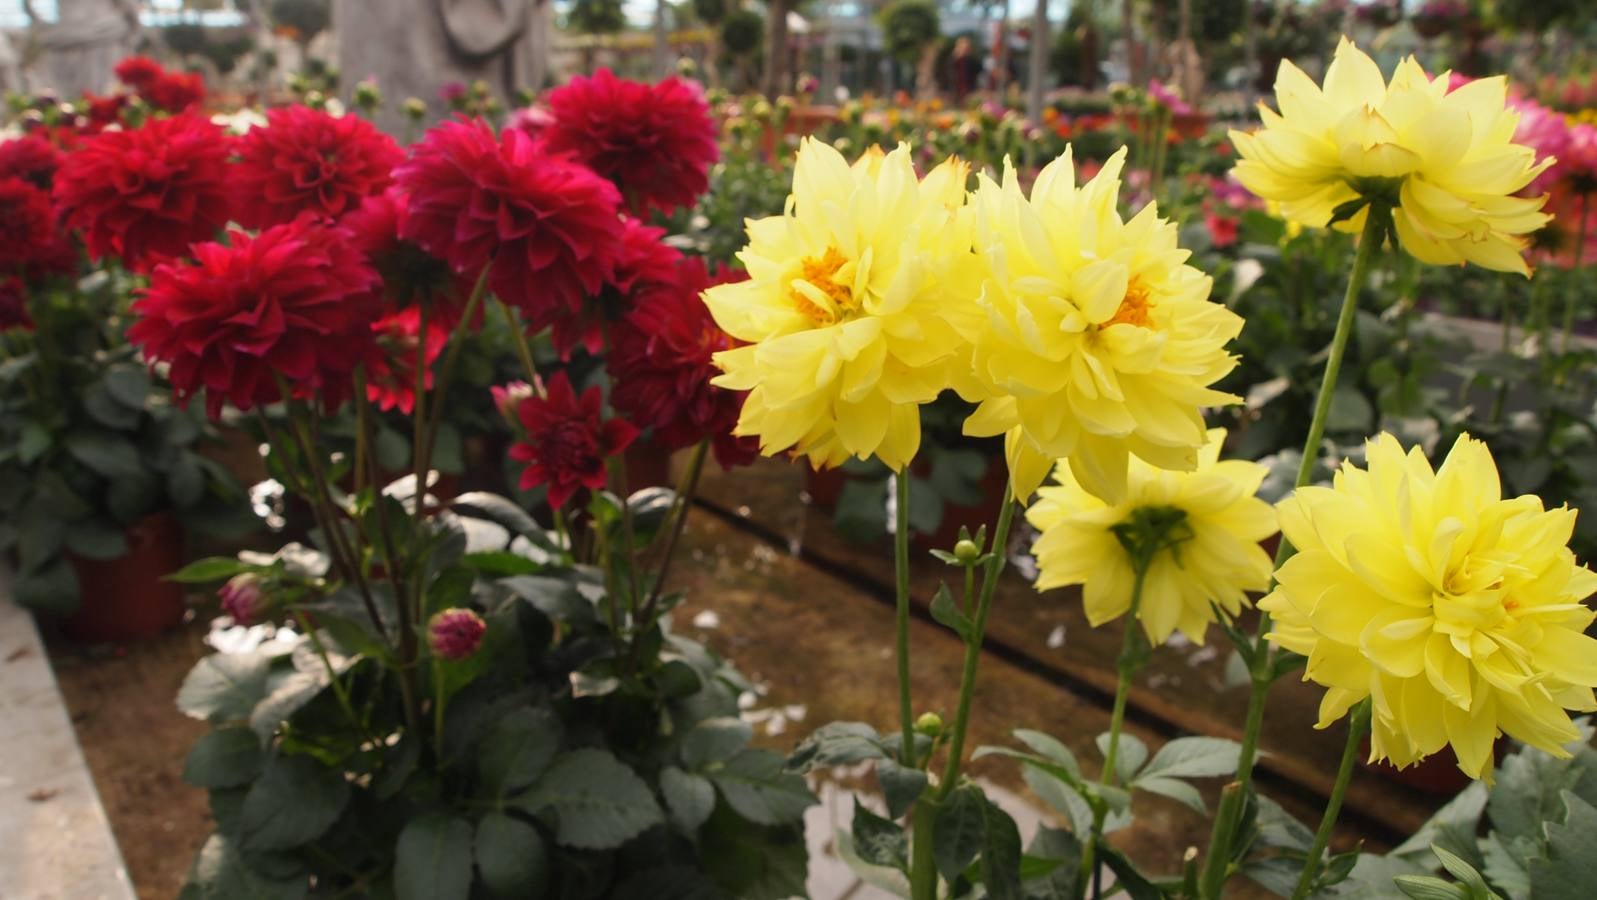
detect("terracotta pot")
[912,454,1009,554]
[62,511,187,643]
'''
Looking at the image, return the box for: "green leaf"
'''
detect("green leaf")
[788,721,887,772]
[1392,782,1487,865]
[248,670,331,740]
[65,520,129,560]
[852,798,908,870]
[463,550,544,577]
[479,707,561,801]
[11,559,79,614]
[1133,775,1207,814]
[709,748,816,826]
[82,385,141,430]
[1479,833,1531,898]
[1096,731,1148,782]
[168,453,206,508]
[394,814,473,900]
[1020,761,1094,834]
[65,430,144,478]
[517,748,664,850]
[1393,875,1470,900]
[1136,736,1241,781]
[238,755,350,852]
[168,557,253,584]
[682,716,754,769]
[1430,845,1493,897]
[934,784,986,883]
[980,796,1023,900]
[17,421,50,464]
[182,728,264,789]
[453,492,541,538]
[474,812,547,897]
[1013,729,1081,779]
[177,833,305,900]
[929,582,972,640]
[1022,827,1081,899]
[661,765,717,833]
[877,758,927,820]
[104,365,153,408]
[1529,792,1597,900]
[177,652,273,723]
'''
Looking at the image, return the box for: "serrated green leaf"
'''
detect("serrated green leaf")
[709,749,815,826]
[177,652,272,723]
[517,748,663,849]
[479,707,561,801]
[1528,792,1597,900]
[852,798,907,870]
[661,765,717,833]
[1096,732,1148,783]
[177,833,305,900]
[238,755,349,852]
[474,812,547,897]
[183,728,263,789]
[395,814,473,900]
[682,716,753,769]
[934,785,986,883]
[1013,729,1080,778]
[877,758,928,820]
[788,721,886,772]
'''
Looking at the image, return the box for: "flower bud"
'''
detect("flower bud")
[428,608,486,662]
[953,539,981,564]
[915,712,943,736]
[218,573,268,625]
[490,380,535,427]
[403,97,427,121]
[353,78,382,114]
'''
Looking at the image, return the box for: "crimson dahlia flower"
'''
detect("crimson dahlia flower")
[129,218,382,418]
[545,216,681,358]
[53,114,233,272]
[233,105,403,228]
[0,136,61,189]
[0,177,56,272]
[394,117,623,332]
[508,372,638,509]
[540,69,718,216]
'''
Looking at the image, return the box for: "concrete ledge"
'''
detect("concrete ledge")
[0,570,136,900]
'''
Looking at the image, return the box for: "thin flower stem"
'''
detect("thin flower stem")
[1290,700,1371,900]
[605,454,642,622]
[416,264,494,509]
[1080,561,1151,898]
[934,490,1017,799]
[894,471,917,768]
[293,610,360,728]
[909,488,1018,900]
[410,301,429,519]
[431,659,447,765]
[638,438,711,627]
[1199,212,1384,899]
[502,300,540,387]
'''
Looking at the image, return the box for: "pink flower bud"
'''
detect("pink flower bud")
[428,608,486,661]
[218,573,267,625]
[490,381,535,426]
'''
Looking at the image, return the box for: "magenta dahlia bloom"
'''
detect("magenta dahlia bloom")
[393,117,623,333]
[540,69,719,216]
[218,574,269,625]
[508,372,638,509]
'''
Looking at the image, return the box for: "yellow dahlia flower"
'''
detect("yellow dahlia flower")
[703,139,980,470]
[962,147,1243,502]
[1259,433,1597,779]
[1026,429,1276,646]
[1230,37,1554,275]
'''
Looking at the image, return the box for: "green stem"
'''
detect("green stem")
[1199,211,1383,900]
[410,301,429,516]
[1560,191,1590,356]
[415,265,493,512]
[637,438,711,629]
[294,611,360,728]
[1289,701,1370,900]
[908,796,940,900]
[431,659,447,764]
[502,300,541,387]
[895,471,917,767]
[606,454,641,623]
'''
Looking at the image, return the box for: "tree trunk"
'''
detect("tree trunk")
[764,0,789,96]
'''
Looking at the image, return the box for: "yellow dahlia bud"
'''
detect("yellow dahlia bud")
[1026,429,1276,646]
[961,147,1242,502]
[1259,433,1597,781]
[1230,37,1554,275]
[703,139,982,470]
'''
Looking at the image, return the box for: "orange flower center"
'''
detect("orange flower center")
[789,247,857,326]
[1104,277,1155,329]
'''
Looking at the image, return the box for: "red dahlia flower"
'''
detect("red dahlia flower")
[545,216,681,358]
[394,117,623,333]
[540,69,718,216]
[53,114,233,272]
[0,177,56,271]
[114,55,166,90]
[364,306,448,415]
[508,372,638,509]
[609,259,756,469]
[0,276,31,332]
[128,218,382,419]
[233,105,404,228]
[144,70,206,113]
[343,187,476,322]
[0,136,61,188]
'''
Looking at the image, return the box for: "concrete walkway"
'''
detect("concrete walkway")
[0,570,136,900]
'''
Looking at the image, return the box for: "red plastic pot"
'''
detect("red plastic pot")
[1359,734,1499,796]
[62,510,187,643]
[803,463,852,512]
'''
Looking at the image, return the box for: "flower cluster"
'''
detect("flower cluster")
[114,55,206,113]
